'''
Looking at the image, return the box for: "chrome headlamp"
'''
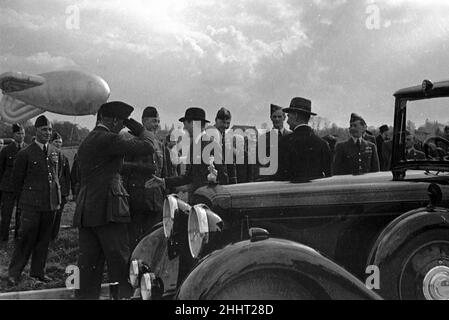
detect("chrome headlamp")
[140,272,163,300]
[188,204,223,259]
[128,259,141,288]
[163,194,191,238]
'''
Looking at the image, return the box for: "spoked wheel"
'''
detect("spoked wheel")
[379,229,449,300]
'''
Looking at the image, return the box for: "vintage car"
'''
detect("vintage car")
[129,79,449,300]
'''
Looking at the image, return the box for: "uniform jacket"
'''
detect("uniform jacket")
[70,152,80,197]
[12,142,61,211]
[122,138,167,214]
[277,126,332,180]
[0,142,26,192]
[333,138,380,175]
[73,126,156,227]
[59,153,71,197]
[165,135,228,193]
[375,135,384,164]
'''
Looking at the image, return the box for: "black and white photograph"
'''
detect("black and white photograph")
[0,0,449,305]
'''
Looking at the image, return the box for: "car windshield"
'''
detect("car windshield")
[405,97,449,164]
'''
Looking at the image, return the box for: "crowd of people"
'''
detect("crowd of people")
[0,95,442,298]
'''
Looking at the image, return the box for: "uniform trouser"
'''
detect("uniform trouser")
[51,197,67,240]
[127,212,158,251]
[8,210,55,278]
[76,223,132,300]
[0,192,20,241]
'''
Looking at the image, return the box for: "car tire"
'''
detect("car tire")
[209,269,328,300]
[378,229,449,300]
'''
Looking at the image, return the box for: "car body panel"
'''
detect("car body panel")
[176,238,381,300]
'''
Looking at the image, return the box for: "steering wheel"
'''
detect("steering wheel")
[423,136,449,161]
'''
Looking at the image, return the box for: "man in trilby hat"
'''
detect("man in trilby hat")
[333,113,380,175]
[8,116,61,285]
[73,101,157,299]
[277,97,332,180]
[0,123,26,243]
[122,106,168,250]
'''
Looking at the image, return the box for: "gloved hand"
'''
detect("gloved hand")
[124,118,144,136]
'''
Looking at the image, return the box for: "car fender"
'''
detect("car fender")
[131,226,180,298]
[368,207,449,267]
[176,238,381,300]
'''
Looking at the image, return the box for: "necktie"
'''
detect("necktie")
[356,139,360,149]
[43,144,47,156]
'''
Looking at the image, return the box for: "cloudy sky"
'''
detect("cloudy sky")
[1,0,449,130]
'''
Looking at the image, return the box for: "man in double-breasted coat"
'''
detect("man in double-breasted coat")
[7,116,61,285]
[0,124,26,242]
[73,101,156,299]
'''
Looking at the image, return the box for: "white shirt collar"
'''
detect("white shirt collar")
[97,123,110,131]
[34,140,48,151]
[351,137,362,144]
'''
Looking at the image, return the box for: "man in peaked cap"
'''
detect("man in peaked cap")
[49,131,71,241]
[333,113,380,175]
[350,113,376,144]
[0,124,26,243]
[8,116,61,285]
[122,106,168,250]
[276,97,332,180]
[73,101,157,299]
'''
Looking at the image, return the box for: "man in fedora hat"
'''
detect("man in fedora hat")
[0,123,26,243]
[376,125,389,168]
[122,106,168,250]
[7,116,61,285]
[73,101,157,299]
[148,107,227,198]
[277,97,332,180]
[333,113,380,175]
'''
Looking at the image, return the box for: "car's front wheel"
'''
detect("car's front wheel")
[378,229,449,300]
[211,269,327,300]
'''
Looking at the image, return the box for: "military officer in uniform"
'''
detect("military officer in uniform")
[122,106,167,250]
[73,101,157,299]
[333,113,380,175]
[50,132,71,240]
[277,97,332,180]
[405,131,426,160]
[7,116,61,285]
[0,124,26,242]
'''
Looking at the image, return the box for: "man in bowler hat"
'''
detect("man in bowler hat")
[122,106,167,249]
[0,124,26,242]
[333,113,380,175]
[73,101,157,299]
[148,107,227,198]
[277,97,332,180]
[8,116,61,285]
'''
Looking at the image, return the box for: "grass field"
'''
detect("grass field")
[0,201,79,293]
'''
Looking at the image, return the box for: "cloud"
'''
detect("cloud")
[25,52,77,69]
[0,7,57,30]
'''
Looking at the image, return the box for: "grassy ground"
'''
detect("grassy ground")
[0,201,79,293]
